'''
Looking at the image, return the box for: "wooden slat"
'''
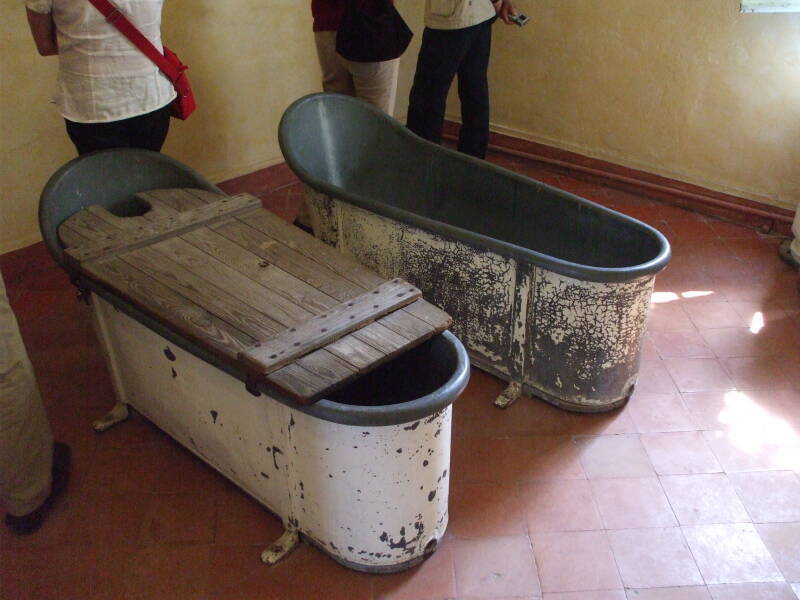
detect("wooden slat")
[65,194,261,266]
[402,299,453,330]
[323,335,385,370]
[240,279,420,376]
[240,209,384,290]
[120,246,284,341]
[137,188,216,212]
[179,228,338,315]
[380,308,444,340]
[211,220,363,301]
[152,237,315,327]
[85,257,255,358]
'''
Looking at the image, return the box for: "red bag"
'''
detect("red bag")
[87,0,196,120]
[163,47,196,120]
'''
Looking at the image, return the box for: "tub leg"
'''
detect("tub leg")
[92,402,130,433]
[261,527,300,565]
[494,382,522,409]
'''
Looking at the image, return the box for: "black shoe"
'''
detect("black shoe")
[4,442,71,535]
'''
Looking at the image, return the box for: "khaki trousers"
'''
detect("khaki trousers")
[314,31,400,115]
[0,273,53,516]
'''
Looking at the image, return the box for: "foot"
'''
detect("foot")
[4,442,71,535]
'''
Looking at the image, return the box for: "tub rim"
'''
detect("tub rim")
[279,93,672,284]
[86,280,470,428]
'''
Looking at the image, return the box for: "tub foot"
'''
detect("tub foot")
[261,527,300,565]
[92,402,130,432]
[494,382,522,409]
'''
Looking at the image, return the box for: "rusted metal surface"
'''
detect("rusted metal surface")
[306,189,655,412]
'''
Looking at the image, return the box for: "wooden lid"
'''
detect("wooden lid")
[58,188,452,404]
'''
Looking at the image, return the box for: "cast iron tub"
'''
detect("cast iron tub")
[38,149,470,572]
[279,93,671,412]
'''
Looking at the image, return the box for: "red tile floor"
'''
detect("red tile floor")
[1,150,799,600]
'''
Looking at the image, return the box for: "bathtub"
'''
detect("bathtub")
[39,149,470,573]
[279,94,671,412]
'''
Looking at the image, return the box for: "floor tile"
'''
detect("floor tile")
[373,539,456,600]
[641,432,722,475]
[707,582,799,600]
[575,435,655,479]
[608,527,702,588]
[628,393,697,433]
[635,361,680,396]
[448,482,528,537]
[663,358,736,393]
[214,481,286,546]
[660,474,750,525]
[703,429,800,472]
[756,523,800,581]
[684,301,743,330]
[624,587,711,599]
[139,493,216,544]
[520,479,603,533]
[721,355,794,391]
[65,491,151,546]
[648,303,695,332]
[123,544,212,600]
[699,326,796,359]
[533,530,621,593]
[649,330,715,359]
[452,536,541,598]
[682,523,783,584]
[728,471,800,522]
[542,592,626,600]
[590,477,677,529]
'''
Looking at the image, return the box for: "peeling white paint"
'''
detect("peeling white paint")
[90,296,451,572]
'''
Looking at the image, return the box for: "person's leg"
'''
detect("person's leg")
[314,31,356,96]
[347,57,400,115]
[128,103,172,152]
[406,27,471,145]
[65,119,128,156]
[0,273,67,534]
[456,19,493,158]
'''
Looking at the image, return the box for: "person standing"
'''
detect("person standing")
[407,0,516,159]
[311,0,401,115]
[24,0,176,156]
[1,272,70,535]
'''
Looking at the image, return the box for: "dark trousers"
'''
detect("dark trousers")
[406,18,493,159]
[65,103,171,156]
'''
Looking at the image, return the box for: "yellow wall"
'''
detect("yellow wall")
[3,0,798,253]
[0,0,424,254]
[480,0,800,211]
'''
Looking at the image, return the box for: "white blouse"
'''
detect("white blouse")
[26,0,176,123]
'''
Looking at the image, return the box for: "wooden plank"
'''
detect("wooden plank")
[402,299,453,330]
[151,236,315,327]
[240,209,384,290]
[65,194,261,266]
[324,334,385,370]
[379,308,443,340]
[120,246,284,341]
[240,279,421,376]
[85,257,255,358]
[211,220,363,301]
[350,321,412,353]
[179,228,338,315]
[136,188,216,212]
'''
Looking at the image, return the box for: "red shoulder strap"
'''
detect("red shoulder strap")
[86,0,180,82]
